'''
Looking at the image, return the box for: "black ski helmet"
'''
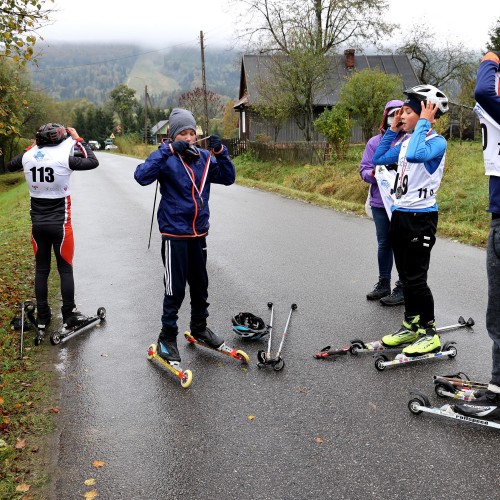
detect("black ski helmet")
[35,123,68,147]
[232,312,267,340]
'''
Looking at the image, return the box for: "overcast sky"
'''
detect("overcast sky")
[38,0,499,53]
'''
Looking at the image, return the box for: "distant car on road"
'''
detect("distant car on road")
[105,144,118,150]
[88,140,101,151]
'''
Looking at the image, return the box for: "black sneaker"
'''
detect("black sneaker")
[366,278,391,300]
[453,390,500,421]
[63,310,88,329]
[190,322,224,348]
[380,281,404,306]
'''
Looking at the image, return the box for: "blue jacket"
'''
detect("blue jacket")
[134,144,235,237]
[475,52,500,214]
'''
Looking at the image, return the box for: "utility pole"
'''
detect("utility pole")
[200,30,209,137]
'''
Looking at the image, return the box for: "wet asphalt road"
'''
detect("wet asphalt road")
[49,152,500,499]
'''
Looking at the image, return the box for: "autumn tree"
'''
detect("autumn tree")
[109,84,138,134]
[0,0,54,64]
[338,68,404,142]
[177,88,223,133]
[396,25,477,93]
[487,17,500,51]
[235,0,394,141]
[222,100,239,138]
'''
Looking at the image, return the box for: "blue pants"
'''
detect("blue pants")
[486,218,500,387]
[160,237,209,332]
[372,206,394,280]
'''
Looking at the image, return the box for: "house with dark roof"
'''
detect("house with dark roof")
[234,49,420,143]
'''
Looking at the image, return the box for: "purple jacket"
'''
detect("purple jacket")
[359,99,404,208]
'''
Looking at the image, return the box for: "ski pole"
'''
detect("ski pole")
[20,302,25,359]
[147,180,159,250]
[274,303,297,360]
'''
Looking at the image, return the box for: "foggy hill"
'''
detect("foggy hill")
[29,43,242,106]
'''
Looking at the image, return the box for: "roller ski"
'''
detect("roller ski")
[50,307,106,345]
[257,303,296,371]
[147,343,193,389]
[433,372,488,401]
[374,340,457,371]
[314,316,473,360]
[232,302,273,340]
[408,390,500,431]
[184,322,249,364]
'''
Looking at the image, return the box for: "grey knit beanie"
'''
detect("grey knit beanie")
[168,108,196,140]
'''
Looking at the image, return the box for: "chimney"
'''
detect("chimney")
[344,49,355,70]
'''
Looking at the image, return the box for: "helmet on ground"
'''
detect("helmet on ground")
[403,85,449,118]
[35,123,68,146]
[232,312,268,340]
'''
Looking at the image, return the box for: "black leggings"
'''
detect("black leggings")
[31,224,75,317]
[389,210,438,326]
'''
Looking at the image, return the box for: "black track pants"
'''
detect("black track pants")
[161,237,209,332]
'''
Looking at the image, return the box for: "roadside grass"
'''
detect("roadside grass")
[0,173,57,499]
[234,140,489,247]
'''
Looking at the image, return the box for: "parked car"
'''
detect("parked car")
[88,140,101,151]
[105,144,118,150]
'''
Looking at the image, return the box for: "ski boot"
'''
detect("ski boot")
[23,302,51,346]
[50,307,106,345]
[381,315,420,347]
[147,329,192,388]
[408,390,500,430]
[184,321,249,364]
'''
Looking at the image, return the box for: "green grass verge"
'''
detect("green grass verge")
[0,173,58,499]
[234,140,490,247]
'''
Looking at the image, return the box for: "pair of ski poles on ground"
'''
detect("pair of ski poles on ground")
[257,302,297,371]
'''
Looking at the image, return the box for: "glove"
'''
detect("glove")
[208,135,222,152]
[170,140,190,155]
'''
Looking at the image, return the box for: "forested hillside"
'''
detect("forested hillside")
[28,43,241,106]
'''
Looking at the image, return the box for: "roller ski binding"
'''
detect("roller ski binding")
[21,301,51,346]
[408,390,500,431]
[232,302,273,340]
[147,343,193,389]
[374,341,457,371]
[314,316,473,360]
[184,324,250,364]
[50,307,106,345]
[257,303,296,371]
[433,372,488,401]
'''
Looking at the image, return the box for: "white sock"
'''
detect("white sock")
[487,383,500,394]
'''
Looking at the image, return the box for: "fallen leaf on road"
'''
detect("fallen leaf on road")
[0,397,4,404]
[49,407,60,413]
[313,437,323,444]
[83,489,98,499]
[16,483,30,492]
[15,438,27,449]
[84,479,96,486]
[92,460,105,468]
[31,446,39,453]
[247,415,256,421]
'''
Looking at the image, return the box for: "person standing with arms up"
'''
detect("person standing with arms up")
[134,108,236,366]
[372,85,449,356]
[455,52,500,419]
[360,99,405,306]
[8,124,99,330]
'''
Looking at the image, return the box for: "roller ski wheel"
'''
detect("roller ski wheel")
[54,307,106,344]
[374,341,458,371]
[184,331,249,364]
[147,344,193,389]
[408,391,431,415]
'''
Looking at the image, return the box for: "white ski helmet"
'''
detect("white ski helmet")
[403,84,449,118]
